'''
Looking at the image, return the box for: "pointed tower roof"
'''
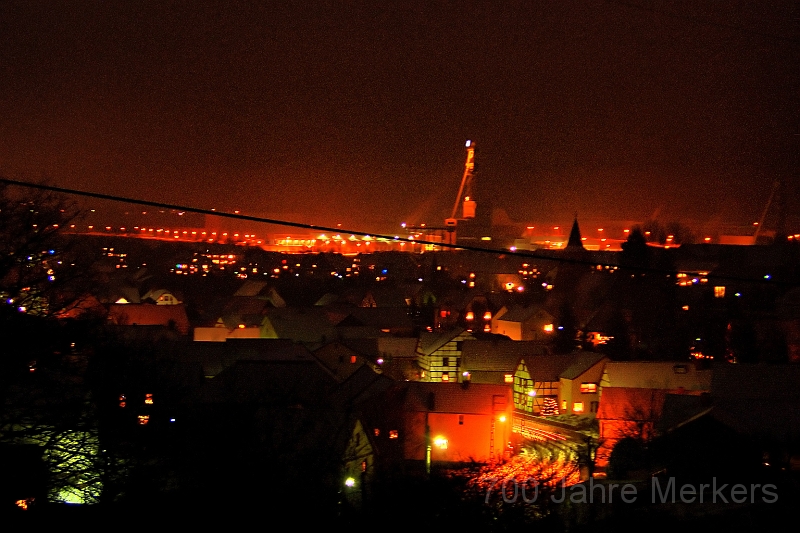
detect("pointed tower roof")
[566,216,585,250]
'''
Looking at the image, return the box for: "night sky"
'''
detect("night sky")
[1,1,797,234]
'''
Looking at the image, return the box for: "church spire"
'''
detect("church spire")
[566,214,585,250]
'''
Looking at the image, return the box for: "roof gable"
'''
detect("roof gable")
[401,382,510,415]
[461,340,549,372]
[559,351,609,380]
[602,361,712,391]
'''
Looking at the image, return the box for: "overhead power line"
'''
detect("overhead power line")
[0,177,795,288]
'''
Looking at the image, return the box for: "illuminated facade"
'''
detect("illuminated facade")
[416,328,474,382]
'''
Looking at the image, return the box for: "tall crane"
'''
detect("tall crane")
[445,140,477,244]
[752,179,780,244]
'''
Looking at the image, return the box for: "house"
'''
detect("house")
[141,288,183,305]
[331,306,415,337]
[232,280,287,307]
[416,328,475,382]
[594,361,713,474]
[511,355,577,415]
[358,382,512,475]
[312,340,375,381]
[183,337,319,378]
[193,319,262,342]
[106,303,191,335]
[492,304,555,341]
[596,387,670,444]
[341,419,376,509]
[260,307,337,344]
[599,361,712,392]
[338,337,421,381]
[460,339,549,385]
[558,351,609,416]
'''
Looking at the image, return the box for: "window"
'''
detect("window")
[573,402,584,413]
[441,372,450,382]
[580,383,597,394]
[374,428,380,437]
[590,401,599,413]
[465,311,474,321]
[561,400,567,410]
[673,365,688,374]
[442,357,449,367]
[714,286,726,298]
[455,341,464,351]
[504,374,513,383]
[389,430,398,439]
[458,414,464,425]
[350,355,357,364]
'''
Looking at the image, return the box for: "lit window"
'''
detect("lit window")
[573,402,584,413]
[504,374,513,383]
[483,311,492,320]
[714,286,726,298]
[483,323,491,332]
[350,355,357,364]
[543,323,554,332]
[389,430,399,439]
[465,311,474,321]
[442,372,450,382]
[561,400,567,410]
[145,393,154,405]
[580,383,597,394]
[434,436,448,450]
[374,428,380,437]
[137,415,150,425]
